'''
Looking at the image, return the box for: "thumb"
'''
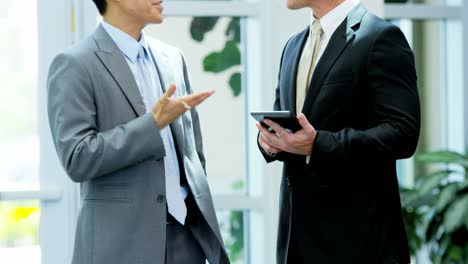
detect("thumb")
[297,114,311,130]
[163,83,176,99]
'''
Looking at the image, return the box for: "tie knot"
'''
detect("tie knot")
[311,21,323,36]
[138,45,147,60]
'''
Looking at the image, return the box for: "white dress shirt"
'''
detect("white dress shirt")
[307,0,360,84]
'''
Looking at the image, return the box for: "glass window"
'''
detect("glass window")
[216,210,246,264]
[146,16,247,195]
[0,1,41,264]
[0,1,39,191]
[0,201,40,264]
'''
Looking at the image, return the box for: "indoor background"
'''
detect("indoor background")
[0,0,467,263]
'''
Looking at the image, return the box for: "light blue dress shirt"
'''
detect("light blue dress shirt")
[101,21,188,200]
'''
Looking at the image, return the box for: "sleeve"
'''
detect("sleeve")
[309,25,420,167]
[47,52,166,183]
[180,51,207,174]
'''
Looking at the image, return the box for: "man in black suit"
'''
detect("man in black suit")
[256,0,420,263]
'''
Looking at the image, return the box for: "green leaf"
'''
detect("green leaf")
[203,52,222,72]
[190,17,219,42]
[203,40,241,73]
[426,210,443,241]
[416,151,468,167]
[446,245,464,261]
[229,73,242,97]
[231,180,244,191]
[434,236,451,263]
[435,184,459,211]
[466,210,468,230]
[417,170,452,197]
[443,194,468,233]
[225,17,241,43]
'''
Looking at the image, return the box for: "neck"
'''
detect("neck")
[103,10,144,41]
[311,0,346,19]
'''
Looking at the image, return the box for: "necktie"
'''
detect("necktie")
[137,46,187,225]
[296,21,323,116]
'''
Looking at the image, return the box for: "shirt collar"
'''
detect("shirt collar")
[101,21,150,63]
[310,0,360,39]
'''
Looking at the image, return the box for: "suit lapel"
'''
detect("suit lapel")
[148,40,186,158]
[302,4,367,116]
[285,28,309,114]
[92,25,146,116]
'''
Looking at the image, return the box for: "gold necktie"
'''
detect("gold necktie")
[296,21,323,116]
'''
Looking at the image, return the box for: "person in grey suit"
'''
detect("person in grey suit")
[47,0,230,263]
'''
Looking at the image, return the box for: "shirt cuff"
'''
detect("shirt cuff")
[261,146,277,157]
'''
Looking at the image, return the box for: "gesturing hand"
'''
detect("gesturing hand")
[256,113,317,156]
[152,84,215,129]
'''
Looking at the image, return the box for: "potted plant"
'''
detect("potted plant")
[401,151,468,264]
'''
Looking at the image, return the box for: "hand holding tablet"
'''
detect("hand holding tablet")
[250,111,302,133]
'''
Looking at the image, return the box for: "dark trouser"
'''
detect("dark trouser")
[165,195,207,264]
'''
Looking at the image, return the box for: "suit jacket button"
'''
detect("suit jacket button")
[156,195,165,203]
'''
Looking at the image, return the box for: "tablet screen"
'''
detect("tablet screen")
[250,111,301,132]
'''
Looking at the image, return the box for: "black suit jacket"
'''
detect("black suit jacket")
[260,5,420,264]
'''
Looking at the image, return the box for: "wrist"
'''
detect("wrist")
[151,113,164,129]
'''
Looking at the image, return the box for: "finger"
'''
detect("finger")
[184,90,215,108]
[260,133,282,151]
[297,114,313,131]
[260,135,280,153]
[256,122,271,135]
[163,83,177,99]
[182,101,191,111]
[263,119,287,137]
[259,126,283,149]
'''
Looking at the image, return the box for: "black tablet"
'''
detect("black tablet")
[250,111,301,132]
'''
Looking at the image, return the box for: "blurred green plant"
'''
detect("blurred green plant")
[222,180,245,263]
[0,201,39,247]
[401,151,468,264]
[189,17,242,97]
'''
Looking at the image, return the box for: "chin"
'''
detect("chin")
[286,0,307,10]
[147,15,164,24]
[286,2,300,10]
[153,17,164,24]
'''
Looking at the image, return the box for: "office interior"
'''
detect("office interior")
[0,0,467,263]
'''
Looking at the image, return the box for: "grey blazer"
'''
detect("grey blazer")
[47,25,229,264]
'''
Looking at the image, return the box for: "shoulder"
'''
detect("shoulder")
[50,35,97,71]
[285,27,308,50]
[278,26,308,63]
[60,35,97,60]
[47,35,101,90]
[359,11,406,44]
